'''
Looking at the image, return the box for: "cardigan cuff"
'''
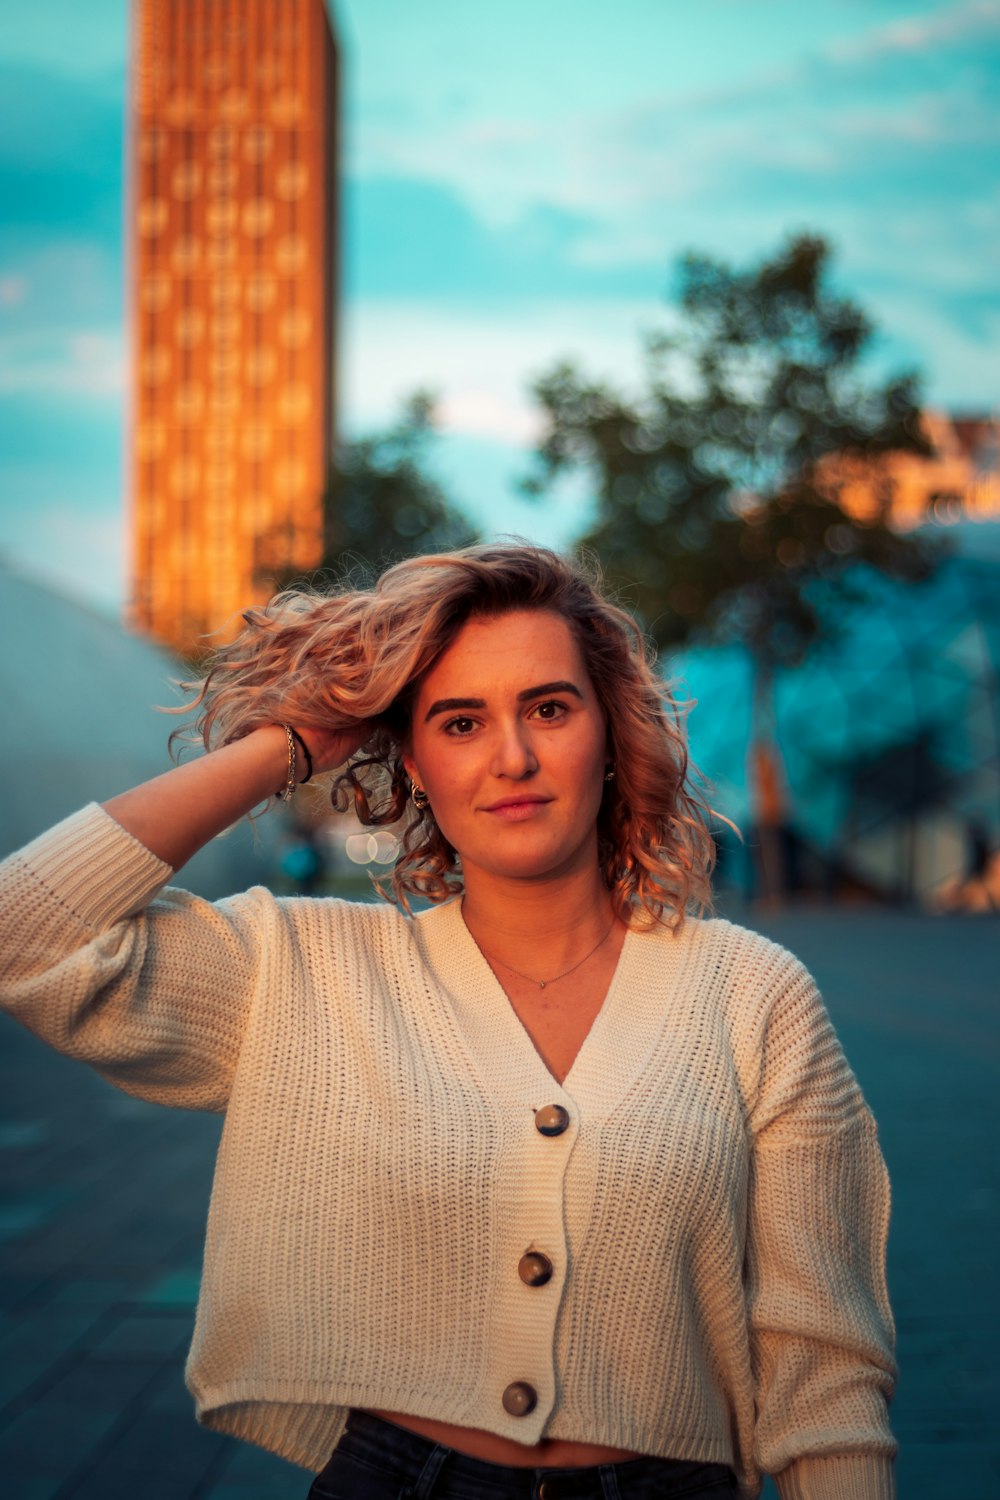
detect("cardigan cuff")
[775,1452,895,1500]
[17,803,174,929]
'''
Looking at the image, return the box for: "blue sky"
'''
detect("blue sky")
[1,0,998,611]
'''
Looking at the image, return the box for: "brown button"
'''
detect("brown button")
[501,1380,538,1417]
[518,1250,553,1287]
[534,1104,570,1136]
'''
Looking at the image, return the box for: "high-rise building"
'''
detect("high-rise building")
[127,0,338,654]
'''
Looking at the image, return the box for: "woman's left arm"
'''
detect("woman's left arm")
[745,959,898,1500]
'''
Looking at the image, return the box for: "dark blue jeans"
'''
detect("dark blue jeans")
[307,1410,738,1500]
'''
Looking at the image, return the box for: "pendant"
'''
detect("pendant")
[538,980,547,989]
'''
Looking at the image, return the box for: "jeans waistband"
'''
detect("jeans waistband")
[337,1409,736,1499]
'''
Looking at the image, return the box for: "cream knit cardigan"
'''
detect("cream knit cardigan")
[0,805,897,1500]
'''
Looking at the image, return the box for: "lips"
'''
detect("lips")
[483,796,553,819]
[484,795,551,811]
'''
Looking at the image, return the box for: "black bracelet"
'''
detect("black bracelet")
[290,728,314,784]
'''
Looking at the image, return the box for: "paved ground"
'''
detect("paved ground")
[0,904,996,1499]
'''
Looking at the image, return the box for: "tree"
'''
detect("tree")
[322,392,476,573]
[261,393,475,591]
[527,233,940,897]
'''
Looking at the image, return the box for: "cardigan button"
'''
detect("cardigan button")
[502,1380,537,1417]
[534,1104,570,1136]
[518,1250,553,1286]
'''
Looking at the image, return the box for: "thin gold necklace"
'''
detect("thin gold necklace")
[473,918,618,990]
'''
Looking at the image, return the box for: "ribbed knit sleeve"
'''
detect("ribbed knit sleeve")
[0,804,270,1112]
[744,953,897,1500]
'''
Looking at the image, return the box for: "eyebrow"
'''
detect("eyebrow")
[423,680,584,723]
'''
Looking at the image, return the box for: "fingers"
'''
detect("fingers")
[303,722,376,776]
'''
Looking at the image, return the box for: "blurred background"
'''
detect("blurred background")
[1,0,998,905]
[0,2,997,1496]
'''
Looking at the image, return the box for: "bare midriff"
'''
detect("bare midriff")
[366,1409,641,1468]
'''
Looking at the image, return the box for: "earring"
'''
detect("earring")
[604,765,616,783]
[410,783,430,810]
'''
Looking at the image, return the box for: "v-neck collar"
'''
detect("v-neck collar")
[413,898,691,1118]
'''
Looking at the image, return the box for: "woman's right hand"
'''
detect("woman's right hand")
[298,721,377,777]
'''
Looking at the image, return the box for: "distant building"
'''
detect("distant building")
[826,411,1000,531]
[679,544,1000,907]
[0,557,279,897]
[127,0,339,655]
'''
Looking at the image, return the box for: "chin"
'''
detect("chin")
[477,848,593,884]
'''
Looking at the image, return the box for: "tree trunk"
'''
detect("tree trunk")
[747,656,788,906]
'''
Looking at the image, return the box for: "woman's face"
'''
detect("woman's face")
[403,609,609,890]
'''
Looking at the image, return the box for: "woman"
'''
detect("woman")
[0,544,896,1499]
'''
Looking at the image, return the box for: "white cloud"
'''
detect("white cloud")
[434,389,545,446]
[350,0,997,259]
[865,294,1000,409]
[341,297,659,433]
[827,95,952,144]
[0,274,28,307]
[825,0,1000,63]
[341,260,999,440]
[0,241,119,320]
[0,328,123,398]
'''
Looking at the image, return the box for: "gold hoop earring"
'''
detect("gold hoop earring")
[410,783,430,810]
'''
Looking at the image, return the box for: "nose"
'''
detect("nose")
[491,719,538,780]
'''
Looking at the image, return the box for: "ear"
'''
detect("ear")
[402,751,420,785]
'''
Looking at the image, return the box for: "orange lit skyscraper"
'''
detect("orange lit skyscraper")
[127,0,338,654]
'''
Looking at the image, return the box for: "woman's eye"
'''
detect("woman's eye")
[444,716,477,735]
[531,700,567,721]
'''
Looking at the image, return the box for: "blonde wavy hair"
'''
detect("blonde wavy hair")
[181,543,722,927]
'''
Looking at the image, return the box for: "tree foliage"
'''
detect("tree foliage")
[319,392,476,576]
[528,233,939,665]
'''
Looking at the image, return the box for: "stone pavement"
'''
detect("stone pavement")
[0,906,996,1499]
